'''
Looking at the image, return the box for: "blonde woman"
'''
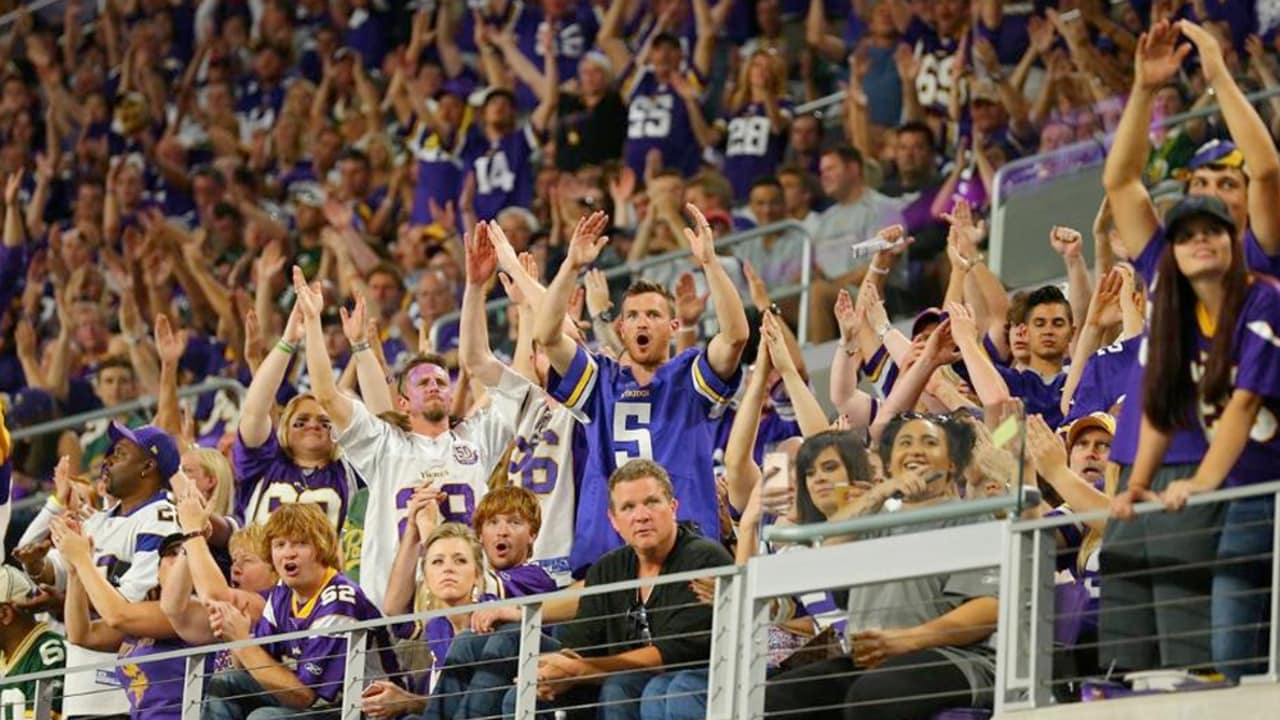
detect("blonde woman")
[714,49,793,202]
[234,299,358,531]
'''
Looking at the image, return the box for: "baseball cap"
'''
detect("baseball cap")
[478,86,516,108]
[702,208,732,229]
[1064,412,1116,450]
[1188,139,1245,172]
[911,307,945,339]
[291,182,327,208]
[107,423,181,482]
[969,79,1001,105]
[0,565,35,604]
[653,31,682,50]
[1163,194,1237,241]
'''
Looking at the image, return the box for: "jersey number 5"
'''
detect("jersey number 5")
[613,401,654,466]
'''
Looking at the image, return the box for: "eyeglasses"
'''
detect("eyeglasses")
[627,597,653,645]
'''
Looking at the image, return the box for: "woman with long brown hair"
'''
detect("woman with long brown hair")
[1113,195,1280,681]
[715,49,793,203]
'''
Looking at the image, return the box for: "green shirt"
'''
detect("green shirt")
[0,623,65,719]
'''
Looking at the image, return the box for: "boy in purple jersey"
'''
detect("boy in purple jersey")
[460,81,553,222]
[203,504,399,719]
[534,208,749,575]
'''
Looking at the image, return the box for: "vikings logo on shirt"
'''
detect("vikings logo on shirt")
[453,443,480,465]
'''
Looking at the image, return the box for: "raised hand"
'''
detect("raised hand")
[921,318,959,367]
[742,259,771,312]
[4,171,21,206]
[340,293,368,344]
[176,480,214,534]
[834,289,863,345]
[322,198,354,230]
[583,268,612,319]
[154,313,189,366]
[1085,267,1124,330]
[674,272,707,327]
[1028,15,1056,55]
[761,310,796,374]
[291,266,324,322]
[1049,225,1083,258]
[465,223,498,285]
[14,317,37,358]
[609,166,637,204]
[1176,20,1227,83]
[941,197,986,257]
[1135,20,1192,91]
[855,281,890,337]
[1025,414,1068,475]
[893,43,920,81]
[244,309,265,367]
[681,203,717,267]
[565,210,610,270]
[944,301,979,342]
[254,241,287,284]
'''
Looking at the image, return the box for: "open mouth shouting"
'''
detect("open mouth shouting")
[634,331,652,352]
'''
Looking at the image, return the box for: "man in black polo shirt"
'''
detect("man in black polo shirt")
[501,459,733,719]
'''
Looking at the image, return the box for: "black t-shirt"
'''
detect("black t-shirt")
[556,91,627,171]
[559,526,733,666]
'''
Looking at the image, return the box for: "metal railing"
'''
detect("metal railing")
[431,219,816,344]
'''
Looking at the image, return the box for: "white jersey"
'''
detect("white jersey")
[48,492,179,717]
[338,368,533,608]
[507,397,578,587]
[0,404,12,564]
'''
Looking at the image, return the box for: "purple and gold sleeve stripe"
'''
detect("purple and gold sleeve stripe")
[691,353,735,406]
[550,345,599,415]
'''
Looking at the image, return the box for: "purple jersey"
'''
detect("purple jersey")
[517,1,600,93]
[116,636,188,720]
[903,18,968,115]
[996,366,1067,429]
[493,562,556,598]
[1066,337,1139,423]
[255,571,399,704]
[461,126,538,222]
[548,346,740,575]
[231,431,358,531]
[719,99,794,201]
[622,65,706,178]
[406,117,465,225]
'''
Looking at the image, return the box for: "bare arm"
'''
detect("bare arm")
[948,303,1012,407]
[459,225,507,388]
[724,352,769,512]
[294,267,354,430]
[159,553,219,645]
[65,572,125,652]
[685,205,749,379]
[534,213,610,375]
[238,304,303,448]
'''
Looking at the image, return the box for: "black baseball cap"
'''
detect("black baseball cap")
[1164,195,1237,241]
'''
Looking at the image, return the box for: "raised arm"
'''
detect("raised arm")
[1103,22,1187,258]
[724,346,770,512]
[159,552,218,645]
[1026,415,1109,531]
[459,223,507,387]
[683,204,748,379]
[238,301,304,447]
[534,212,611,376]
[690,0,718,79]
[340,293,394,415]
[294,266,354,430]
[947,302,1012,407]
[1049,226,1091,338]
[151,314,188,437]
[761,310,827,437]
[1179,20,1280,255]
[1060,268,1122,417]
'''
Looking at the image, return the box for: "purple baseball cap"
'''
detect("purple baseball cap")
[911,307,945,339]
[108,422,181,482]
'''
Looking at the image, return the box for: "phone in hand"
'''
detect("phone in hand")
[761,452,793,515]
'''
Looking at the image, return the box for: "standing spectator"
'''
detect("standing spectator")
[461,82,553,222]
[501,460,733,718]
[56,356,148,476]
[713,50,793,202]
[807,145,902,341]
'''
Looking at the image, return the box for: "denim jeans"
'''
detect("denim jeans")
[639,670,707,720]
[201,670,337,720]
[1212,495,1275,681]
[438,624,561,719]
[501,670,657,720]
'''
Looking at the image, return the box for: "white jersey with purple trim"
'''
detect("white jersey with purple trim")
[506,395,579,587]
[338,368,534,608]
[47,492,179,717]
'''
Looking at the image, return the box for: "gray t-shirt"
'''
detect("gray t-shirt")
[813,189,904,279]
[844,516,1001,703]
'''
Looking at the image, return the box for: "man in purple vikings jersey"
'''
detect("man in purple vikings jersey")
[204,505,399,719]
[1065,337,1139,423]
[406,85,469,226]
[460,86,550,222]
[901,0,970,116]
[236,45,288,136]
[534,208,748,575]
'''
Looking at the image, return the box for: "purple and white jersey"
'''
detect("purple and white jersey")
[718,99,794,201]
[337,368,534,607]
[232,431,359,531]
[1066,336,1139,423]
[461,125,539,222]
[903,18,968,115]
[483,562,557,600]
[548,346,740,576]
[518,1,600,92]
[49,493,179,717]
[116,636,189,720]
[406,116,465,225]
[255,571,399,705]
[507,397,582,586]
[622,65,706,178]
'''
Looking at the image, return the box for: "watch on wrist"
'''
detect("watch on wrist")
[593,308,615,323]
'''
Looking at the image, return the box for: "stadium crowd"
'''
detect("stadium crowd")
[0,0,1279,718]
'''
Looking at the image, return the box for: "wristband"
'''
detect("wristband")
[875,322,891,341]
[351,340,372,354]
[868,263,890,275]
[275,339,297,355]
[180,530,207,544]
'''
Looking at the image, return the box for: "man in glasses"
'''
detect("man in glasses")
[504,459,731,719]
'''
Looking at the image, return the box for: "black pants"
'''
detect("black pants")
[764,650,979,720]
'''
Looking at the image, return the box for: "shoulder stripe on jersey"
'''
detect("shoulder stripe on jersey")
[691,357,730,405]
[1247,319,1280,350]
[134,533,165,553]
[563,355,599,410]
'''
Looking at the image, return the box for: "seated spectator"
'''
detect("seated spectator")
[0,565,65,719]
[500,460,733,719]
[765,412,997,719]
[202,503,399,719]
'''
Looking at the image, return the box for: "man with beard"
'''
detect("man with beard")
[294,261,536,607]
[533,208,748,575]
[19,423,180,719]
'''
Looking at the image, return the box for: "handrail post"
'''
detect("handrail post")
[1243,489,1280,684]
[706,570,744,720]
[31,677,52,720]
[735,589,771,720]
[1025,527,1056,707]
[513,602,544,719]
[797,229,813,343]
[181,653,206,720]
[340,628,369,720]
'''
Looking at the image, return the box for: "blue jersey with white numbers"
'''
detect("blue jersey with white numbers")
[548,346,740,576]
[622,65,704,178]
